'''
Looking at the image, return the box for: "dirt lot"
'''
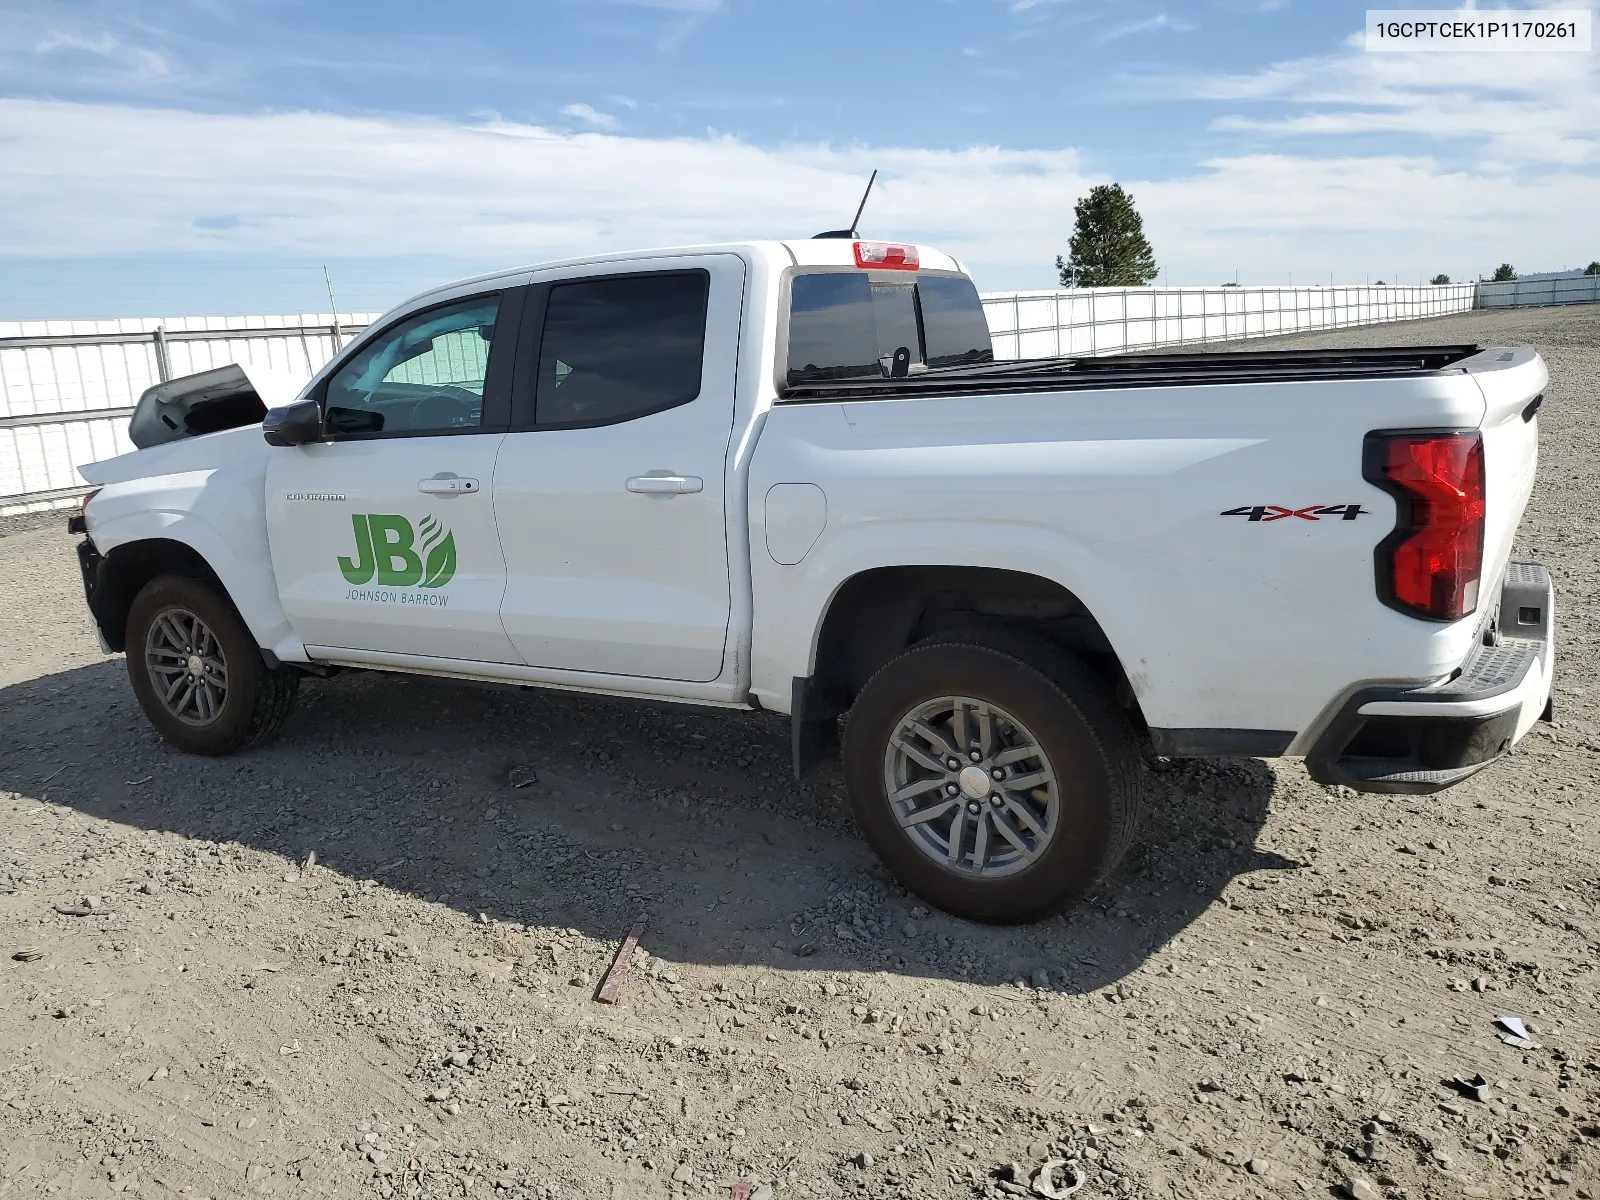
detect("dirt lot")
[2,305,1598,1200]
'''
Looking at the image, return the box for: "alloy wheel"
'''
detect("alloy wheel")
[881,695,1059,878]
[144,606,229,727]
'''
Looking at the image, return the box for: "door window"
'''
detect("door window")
[325,296,502,436]
[534,272,709,426]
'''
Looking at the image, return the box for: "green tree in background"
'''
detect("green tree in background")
[1491,263,1517,282]
[1431,274,1451,285]
[1585,261,1600,275]
[1055,184,1158,287]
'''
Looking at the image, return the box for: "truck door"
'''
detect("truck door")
[265,288,525,663]
[492,256,744,682]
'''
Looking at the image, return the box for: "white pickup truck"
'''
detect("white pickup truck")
[69,236,1555,922]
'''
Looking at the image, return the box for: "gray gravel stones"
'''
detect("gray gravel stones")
[3,301,1600,1200]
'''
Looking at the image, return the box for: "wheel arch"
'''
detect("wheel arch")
[791,564,1145,775]
[85,512,300,660]
[87,537,230,653]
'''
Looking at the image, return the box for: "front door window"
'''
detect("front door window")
[325,297,501,436]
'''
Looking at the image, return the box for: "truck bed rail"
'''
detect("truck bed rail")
[779,344,1483,402]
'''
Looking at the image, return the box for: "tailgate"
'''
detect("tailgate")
[1462,346,1546,605]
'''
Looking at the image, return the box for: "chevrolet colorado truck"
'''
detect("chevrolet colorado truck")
[69,237,1556,922]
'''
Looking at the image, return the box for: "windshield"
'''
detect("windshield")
[784,270,992,387]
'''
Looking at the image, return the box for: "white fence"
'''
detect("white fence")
[980,283,1478,360]
[1476,274,1600,308]
[4,276,1598,512]
[1,314,374,513]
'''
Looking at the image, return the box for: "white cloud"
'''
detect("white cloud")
[1149,33,1600,167]
[1099,13,1193,42]
[0,99,1594,290]
[560,102,621,131]
[31,29,171,80]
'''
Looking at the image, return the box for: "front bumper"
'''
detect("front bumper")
[1306,560,1555,795]
[76,535,114,654]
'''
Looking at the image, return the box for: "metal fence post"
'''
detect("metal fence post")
[152,327,172,383]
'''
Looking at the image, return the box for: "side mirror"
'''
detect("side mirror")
[262,399,324,447]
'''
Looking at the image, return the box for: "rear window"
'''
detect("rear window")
[784,271,992,387]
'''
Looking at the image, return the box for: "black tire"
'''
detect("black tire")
[124,573,299,756]
[842,630,1143,923]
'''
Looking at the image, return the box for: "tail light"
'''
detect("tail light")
[854,241,919,271]
[1364,430,1485,621]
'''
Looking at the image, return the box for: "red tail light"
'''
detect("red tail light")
[1364,430,1486,621]
[854,241,919,271]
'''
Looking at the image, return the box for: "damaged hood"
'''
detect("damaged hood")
[80,422,270,487]
[126,361,308,450]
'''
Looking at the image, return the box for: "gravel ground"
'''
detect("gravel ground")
[2,305,1597,1200]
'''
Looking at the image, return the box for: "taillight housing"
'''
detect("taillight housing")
[854,241,919,271]
[1364,430,1486,621]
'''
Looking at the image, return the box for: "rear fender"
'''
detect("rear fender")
[756,516,1153,716]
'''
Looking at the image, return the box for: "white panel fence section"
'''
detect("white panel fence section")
[1,314,375,513]
[4,276,1597,512]
[980,282,1479,361]
[1475,274,1600,308]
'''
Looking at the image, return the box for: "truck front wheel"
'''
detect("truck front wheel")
[842,632,1143,923]
[124,574,299,755]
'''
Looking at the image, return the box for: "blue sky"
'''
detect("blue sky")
[0,0,1596,317]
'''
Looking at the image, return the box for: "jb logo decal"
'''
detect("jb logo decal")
[339,514,457,593]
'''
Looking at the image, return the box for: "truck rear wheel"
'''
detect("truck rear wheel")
[841,632,1143,923]
[125,574,299,756]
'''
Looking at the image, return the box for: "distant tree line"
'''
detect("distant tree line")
[1053,189,1599,287]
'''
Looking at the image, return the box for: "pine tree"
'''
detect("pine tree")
[1491,263,1516,282]
[1056,184,1158,288]
[1430,274,1451,285]
[1585,261,1600,276]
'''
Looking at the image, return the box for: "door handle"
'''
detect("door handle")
[626,474,703,495]
[418,475,480,495]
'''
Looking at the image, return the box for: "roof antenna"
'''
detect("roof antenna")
[812,169,877,239]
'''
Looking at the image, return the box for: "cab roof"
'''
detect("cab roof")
[402,239,967,310]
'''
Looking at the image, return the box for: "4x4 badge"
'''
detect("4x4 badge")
[1221,504,1366,522]
[338,514,456,588]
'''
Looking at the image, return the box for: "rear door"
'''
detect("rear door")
[265,288,526,662]
[492,256,745,681]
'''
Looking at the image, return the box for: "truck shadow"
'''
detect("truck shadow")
[0,660,1289,996]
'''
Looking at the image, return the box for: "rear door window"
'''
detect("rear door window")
[785,270,992,386]
[534,271,709,427]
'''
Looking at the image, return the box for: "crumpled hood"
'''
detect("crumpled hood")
[126,361,308,450]
[80,422,271,487]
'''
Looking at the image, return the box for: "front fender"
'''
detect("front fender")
[88,487,307,663]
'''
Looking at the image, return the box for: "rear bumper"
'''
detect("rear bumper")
[1305,560,1555,795]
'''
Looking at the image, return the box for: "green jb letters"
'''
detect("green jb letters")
[338,514,456,589]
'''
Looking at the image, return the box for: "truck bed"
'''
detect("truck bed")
[779,344,1484,401]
